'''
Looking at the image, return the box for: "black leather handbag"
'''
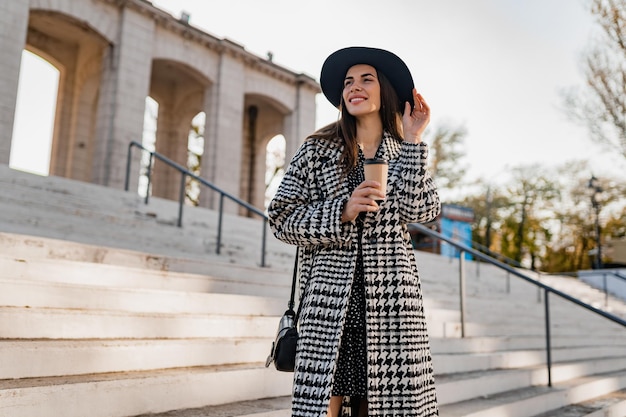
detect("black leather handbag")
[265,249,300,372]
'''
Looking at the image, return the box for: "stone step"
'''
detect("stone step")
[579,394,626,417]
[429,334,626,355]
[2,300,520,341]
[0,338,271,379]
[433,345,626,375]
[6,286,614,342]
[0,205,270,269]
[0,275,287,315]
[438,369,626,417]
[3,359,626,417]
[129,396,293,417]
[0,364,293,417]
[536,389,626,416]
[4,230,623,323]
[0,168,288,269]
[114,364,626,417]
[435,357,626,406]
[0,276,463,333]
[0,231,293,275]
[0,306,277,339]
[2,252,618,333]
[0,165,228,231]
[0,254,291,298]
[2,336,623,382]
[445,319,623,338]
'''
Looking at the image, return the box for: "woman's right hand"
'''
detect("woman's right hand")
[341,180,384,223]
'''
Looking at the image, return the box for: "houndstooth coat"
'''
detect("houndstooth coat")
[268,131,440,416]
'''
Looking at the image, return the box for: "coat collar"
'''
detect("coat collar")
[374,131,402,161]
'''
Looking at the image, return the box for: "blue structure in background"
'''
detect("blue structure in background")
[409,204,474,259]
[440,205,474,260]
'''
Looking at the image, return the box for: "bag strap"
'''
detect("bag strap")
[287,247,299,311]
[287,247,308,325]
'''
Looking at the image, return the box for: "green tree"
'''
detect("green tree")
[451,160,625,272]
[529,162,624,272]
[504,165,559,268]
[603,206,626,264]
[458,183,510,250]
[543,161,596,272]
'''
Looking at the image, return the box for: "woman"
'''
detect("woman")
[268,46,440,417]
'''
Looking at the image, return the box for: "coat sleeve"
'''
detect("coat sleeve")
[268,140,356,248]
[395,141,441,224]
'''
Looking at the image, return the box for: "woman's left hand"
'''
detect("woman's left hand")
[402,89,430,144]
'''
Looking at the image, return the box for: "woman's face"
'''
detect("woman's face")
[342,64,381,118]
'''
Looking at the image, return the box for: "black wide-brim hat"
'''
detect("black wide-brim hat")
[320,46,415,109]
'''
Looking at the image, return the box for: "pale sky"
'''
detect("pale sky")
[11,0,625,182]
[149,0,625,182]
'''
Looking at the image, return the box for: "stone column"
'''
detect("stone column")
[198,85,214,209]
[152,104,195,201]
[0,0,29,165]
[202,47,245,213]
[47,44,79,178]
[93,5,154,191]
[284,79,319,163]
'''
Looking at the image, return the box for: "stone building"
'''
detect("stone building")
[0,0,320,212]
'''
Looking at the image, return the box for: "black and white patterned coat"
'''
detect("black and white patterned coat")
[268,131,441,416]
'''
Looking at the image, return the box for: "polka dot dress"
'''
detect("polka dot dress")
[332,151,368,398]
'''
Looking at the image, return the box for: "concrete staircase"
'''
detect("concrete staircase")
[1,164,626,417]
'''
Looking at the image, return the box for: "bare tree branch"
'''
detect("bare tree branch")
[563,0,626,159]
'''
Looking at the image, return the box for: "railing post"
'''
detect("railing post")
[177,173,186,228]
[603,273,608,308]
[145,153,154,205]
[459,251,466,338]
[216,194,225,255]
[125,143,133,192]
[260,218,268,267]
[544,289,552,387]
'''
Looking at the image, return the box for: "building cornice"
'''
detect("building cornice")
[103,0,320,93]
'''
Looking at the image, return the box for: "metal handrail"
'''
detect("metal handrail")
[609,271,626,281]
[596,271,626,307]
[124,141,269,267]
[411,223,626,387]
[470,239,523,268]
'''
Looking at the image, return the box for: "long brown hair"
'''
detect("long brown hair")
[310,69,404,173]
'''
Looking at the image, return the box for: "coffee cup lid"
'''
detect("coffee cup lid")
[364,158,388,165]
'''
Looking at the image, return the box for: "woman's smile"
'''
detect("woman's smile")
[348,95,367,104]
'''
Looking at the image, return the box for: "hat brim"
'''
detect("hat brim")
[320,46,415,109]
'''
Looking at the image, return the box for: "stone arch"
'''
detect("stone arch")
[149,58,212,201]
[24,9,110,181]
[245,71,295,114]
[29,0,118,44]
[151,30,219,87]
[241,93,291,213]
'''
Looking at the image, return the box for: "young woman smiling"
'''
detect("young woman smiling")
[268,46,440,417]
